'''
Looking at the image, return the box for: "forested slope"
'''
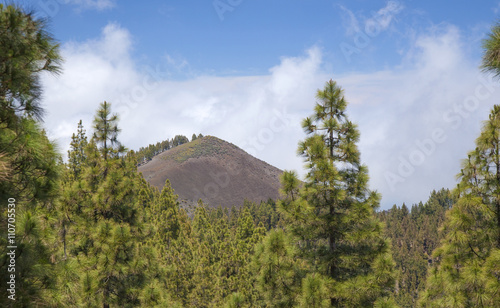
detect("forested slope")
[378,189,455,307]
[2,3,500,307]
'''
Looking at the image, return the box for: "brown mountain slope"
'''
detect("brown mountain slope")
[138,136,283,209]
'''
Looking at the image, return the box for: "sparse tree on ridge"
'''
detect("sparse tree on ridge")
[172,134,190,147]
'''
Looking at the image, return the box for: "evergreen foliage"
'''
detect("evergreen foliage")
[0,4,61,306]
[134,133,201,165]
[92,101,125,160]
[0,4,62,123]
[419,105,500,307]
[277,80,397,306]
[377,189,454,307]
[55,108,172,307]
[251,229,304,307]
[4,5,500,306]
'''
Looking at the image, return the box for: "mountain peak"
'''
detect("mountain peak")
[138,136,282,209]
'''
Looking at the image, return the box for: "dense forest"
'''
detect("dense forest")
[1,4,500,307]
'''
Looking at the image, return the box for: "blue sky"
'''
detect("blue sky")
[19,0,500,209]
[37,0,495,74]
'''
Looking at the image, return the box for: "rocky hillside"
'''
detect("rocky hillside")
[138,136,283,209]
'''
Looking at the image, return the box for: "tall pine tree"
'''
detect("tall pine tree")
[419,105,500,307]
[251,229,304,307]
[56,106,175,307]
[0,4,62,306]
[419,22,500,307]
[279,79,397,307]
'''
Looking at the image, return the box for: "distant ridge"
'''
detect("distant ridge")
[138,136,283,209]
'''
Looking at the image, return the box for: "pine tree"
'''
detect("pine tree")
[68,120,88,179]
[159,205,196,306]
[481,21,500,78]
[56,106,175,307]
[0,4,62,124]
[419,105,500,307]
[224,292,245,308]
[279,79,397,306]
[172,135,190,147]
[150,180,181,248]
[252,229,304,307]
[297,274,330,308]
[225,208,265,306]
[0,3,62,205]
[377,189,454,307]
[92,101,125,160]
[0,4,62,306]
[187,201,218,307]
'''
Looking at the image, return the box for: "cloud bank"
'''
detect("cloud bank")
[41,22,500,209]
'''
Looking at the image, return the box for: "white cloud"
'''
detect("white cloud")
[338,24,497,207]
[41,22,500,210]
[42,23,138,145]
[41,23,323,174]
[268,47,323,105]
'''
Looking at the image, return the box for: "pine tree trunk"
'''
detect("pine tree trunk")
[63,223,67,259]
[496,199,500,249]
[103,287,109,308]
[496,142,500,249]
[103,112,107,161]
[329,203,336,277]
